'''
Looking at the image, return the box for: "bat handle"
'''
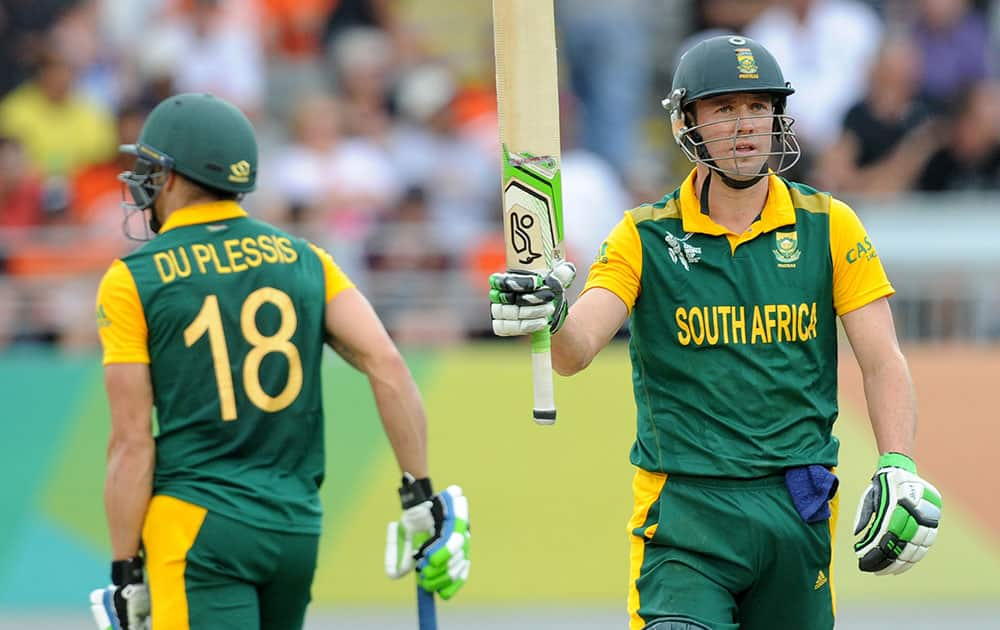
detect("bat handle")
[531,329,556,425]
[417,585,437,630]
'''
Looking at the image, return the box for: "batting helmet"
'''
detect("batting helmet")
[118,93,257,235]
[663,35,800,180]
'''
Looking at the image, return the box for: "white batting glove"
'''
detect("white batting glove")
[90,557,150,629]
[385,475,437,580]
[489,260,575,336]
[853,452,942,575]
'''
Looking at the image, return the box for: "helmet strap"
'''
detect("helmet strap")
[716,169,764,189]
[148,208,163,234]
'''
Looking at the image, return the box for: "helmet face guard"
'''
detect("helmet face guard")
[118,143,173,241]
[664,87,801,179]
[665,35,800,181]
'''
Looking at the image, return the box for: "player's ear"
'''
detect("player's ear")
[162,170,178,191]
[684,103,698,127]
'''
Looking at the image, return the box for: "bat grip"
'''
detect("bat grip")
[417,585,437,630]
[530,329,556,425]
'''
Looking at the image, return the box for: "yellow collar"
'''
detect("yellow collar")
[159,201,248,233]
[678,169,796,237]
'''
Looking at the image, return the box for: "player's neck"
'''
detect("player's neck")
[695,167,769,234]
[156,191,224,228]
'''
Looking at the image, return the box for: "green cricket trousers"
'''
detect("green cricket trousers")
[628,468,838,630]
[142,495,320,630]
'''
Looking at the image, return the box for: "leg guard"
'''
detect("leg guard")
[642,616,713,630]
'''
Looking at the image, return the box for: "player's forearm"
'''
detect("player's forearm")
[551,310,598,376]
[861,351,918,456]
[368,351,429,478]
[104,436,154,560]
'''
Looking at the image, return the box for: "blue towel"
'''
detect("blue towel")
[784,465,839,524]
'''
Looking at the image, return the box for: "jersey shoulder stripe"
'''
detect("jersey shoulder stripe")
[628,189,682,225]
[782,178,831,215]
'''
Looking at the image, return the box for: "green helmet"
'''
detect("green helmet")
[663,35,800,180]
[118,93,257,237]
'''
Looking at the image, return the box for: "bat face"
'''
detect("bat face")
[502,149,562,273]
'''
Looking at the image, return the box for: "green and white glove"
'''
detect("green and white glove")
[489,260,576,336]
[385,475,471,599]
[853,452,942,575]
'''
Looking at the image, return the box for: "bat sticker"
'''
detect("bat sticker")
[509,211,542,265]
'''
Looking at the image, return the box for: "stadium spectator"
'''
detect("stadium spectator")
[68,104,148,239]
[388,64,496,257]
[327,27,396,141]
[557,93,631,271]
[917,80,1000,191]
[0,136,45,229]
[0,135,47,348]
[814,34,945,197]
[555,0,652,180]
[139,0,265,117]
[49,0,123,113]
[746,0,884,155]
[0,49,116,179]
[364,185,464,343]
[0,105,146,351]
[322,0,416,63]
[675,0,772,55]
[0,0,71,97]
[259,0,337,120]
[264,91,401,283]
[908,0,992,107]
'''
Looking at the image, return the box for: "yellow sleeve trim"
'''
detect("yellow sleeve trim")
[829,199,895,315]
[96,260,150,365]
[582,213,642,313]
[309,244,355,302]
[836,285,896,316]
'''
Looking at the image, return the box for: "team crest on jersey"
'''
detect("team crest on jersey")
[734,46,759,79]
[664,230,701,271]
[773,231,801,267]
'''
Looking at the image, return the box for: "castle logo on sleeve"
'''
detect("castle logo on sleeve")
[773,231,801,267]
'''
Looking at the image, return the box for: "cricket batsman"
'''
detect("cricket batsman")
[488,34,941,629]
[90,93,470,630]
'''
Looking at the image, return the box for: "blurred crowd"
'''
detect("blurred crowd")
[0,0,997,349]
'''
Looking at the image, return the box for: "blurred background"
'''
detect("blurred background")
[0,0,998,628]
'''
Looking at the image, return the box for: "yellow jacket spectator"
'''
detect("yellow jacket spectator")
[0,52,115,177]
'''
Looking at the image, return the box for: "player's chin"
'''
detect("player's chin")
[713,153,768,178]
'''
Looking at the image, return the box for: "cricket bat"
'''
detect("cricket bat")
[493,0,565,425]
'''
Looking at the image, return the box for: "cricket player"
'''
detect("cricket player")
[489,35,941,630]
[91,93,470,630]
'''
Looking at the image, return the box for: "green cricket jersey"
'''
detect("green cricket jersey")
[96,201,354,533]
[582,170,894,477]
